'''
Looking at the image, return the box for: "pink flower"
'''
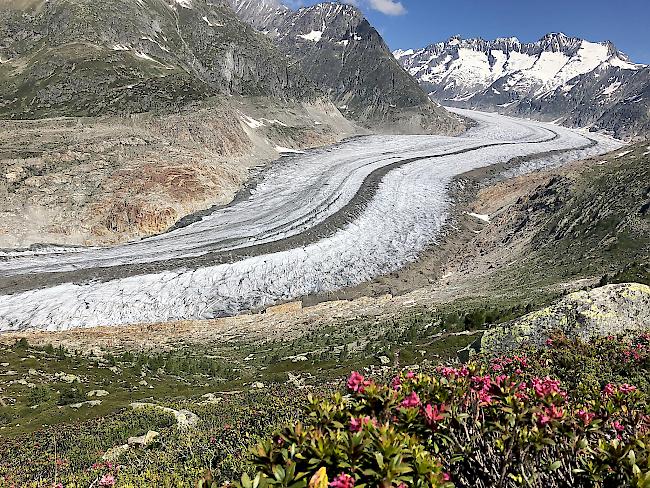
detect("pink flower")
[478,390,493,406]
[99,474,115,487]
[330,473,355,488]
[602,383,617,397]
[423,404,446,425]
[406,371,416,379]
[391,376,402,390]
[545,338,554,346]
[494,374,508,387]
[349,416,373,432]
[612,420,625,432]
[347,372,365,393]
[491,363,503,372]
[619,384,637,394]
[531,377,563,398]
[577,409,596,426]
[401,391,421,408]
[442,473,451,482]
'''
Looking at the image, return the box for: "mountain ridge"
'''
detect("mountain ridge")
[395,32,649,139]
[228,0,464,134]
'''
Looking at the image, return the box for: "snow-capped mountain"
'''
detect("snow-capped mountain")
[228,0,464,134]
[395,33,650,138]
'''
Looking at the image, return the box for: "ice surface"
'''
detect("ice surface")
[0,110,623,331]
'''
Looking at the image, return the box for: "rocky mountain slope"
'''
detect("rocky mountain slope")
[229,0,463,134]
[0,0,365,247]
[0,0,316,118]
[395,33,650,139]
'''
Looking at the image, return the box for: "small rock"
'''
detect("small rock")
[87,389,109,398]
[128,430,159,447]
[0,363,8,367]
[139,380,148,387]
[378,356,391,365]
[28,369,38,376]
[251,381,265,389]
[69,400,102,409]
[199,393,221,405]
[55,373,80,383]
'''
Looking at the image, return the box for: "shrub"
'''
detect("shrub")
[246,336,650,487]
[57,384,86,406]
[27,385,51,406]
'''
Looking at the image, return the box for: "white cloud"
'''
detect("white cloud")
[367,0,406,15]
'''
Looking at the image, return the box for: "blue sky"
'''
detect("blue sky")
[285,0,650,63]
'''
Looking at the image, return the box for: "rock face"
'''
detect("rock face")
[0,0,315,118]
[481,283,650,355]
[228,0,464,134]
[395,33,649,139]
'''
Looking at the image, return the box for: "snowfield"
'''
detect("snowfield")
[0,110,622,331]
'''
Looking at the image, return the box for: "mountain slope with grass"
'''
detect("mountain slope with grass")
[0,0,315,118]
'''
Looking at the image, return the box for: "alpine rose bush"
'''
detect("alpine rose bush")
[244,335,650,488]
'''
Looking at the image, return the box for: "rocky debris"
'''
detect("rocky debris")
[250,381,266,390]
[55,373,81,383]
[69,400,102,409]
[0,363,8,367]
[481,283,650,355]
[130,402,199,431]
[378,356,391,365]
[266,301,303,315]
[0,96,357,248]
[87,390,109,398]
[128,430,160,447]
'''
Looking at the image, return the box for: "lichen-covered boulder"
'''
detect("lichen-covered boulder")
[481,283,650,355]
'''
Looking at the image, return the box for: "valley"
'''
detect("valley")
[0,109,621,331]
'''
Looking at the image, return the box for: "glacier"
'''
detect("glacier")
[0,109,622,331]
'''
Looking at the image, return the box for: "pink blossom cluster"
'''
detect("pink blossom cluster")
[329,473,355,488]
[437,365,469,378]
[531,377,566,398]
[537,405,565,426]
[401,391,421,409]
[349,416,376,432]
[423,404,446,426]
[347,372,372,393]
[577,409,596,425]
[490,355,528,374]
[603,383,637,397]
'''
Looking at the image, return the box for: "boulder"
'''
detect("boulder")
[481,283,650,355]
[130,402,199,431]
[128,430,159,447]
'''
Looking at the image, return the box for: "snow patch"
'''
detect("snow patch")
[298,30,322,42]
[240,115,265,129]
[275,146,306,154]
[467,212,491,223]
[601,81,622,96]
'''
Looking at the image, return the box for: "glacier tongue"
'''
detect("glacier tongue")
[0,110,622,331]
